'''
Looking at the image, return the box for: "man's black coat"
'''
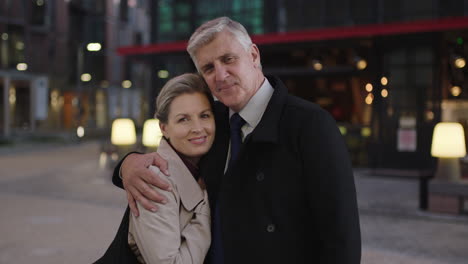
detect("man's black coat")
[112,76,361,264]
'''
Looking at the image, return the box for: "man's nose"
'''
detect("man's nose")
[214,64,228,81]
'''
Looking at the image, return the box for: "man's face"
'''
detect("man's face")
[194,30,263,112]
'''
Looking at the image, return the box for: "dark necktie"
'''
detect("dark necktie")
[211,113,246,264]
[228,113,246,169]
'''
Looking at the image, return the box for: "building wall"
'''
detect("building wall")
[0,0,153,138]
[135,0,468,169]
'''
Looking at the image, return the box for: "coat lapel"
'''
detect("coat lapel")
[200,102,230,202]
[157,139,204,211]
[247,76,287,144]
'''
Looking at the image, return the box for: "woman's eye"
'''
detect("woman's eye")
[201,113,211,119]
[178,117,188,123]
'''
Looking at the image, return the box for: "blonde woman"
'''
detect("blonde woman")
[96,73,214,264]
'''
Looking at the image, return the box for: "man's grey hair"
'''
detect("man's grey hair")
[187,17,254,71]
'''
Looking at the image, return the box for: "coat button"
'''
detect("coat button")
[266,224,275,233]
[256,172,265,182]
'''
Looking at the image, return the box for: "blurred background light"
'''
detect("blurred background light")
[450,86,461,97]
[122,80,132,88]
[381,88,389,98]
[158,70,169,79]
[454,56,466,68]
[16,63,28,71]
[365,93,373,104]
[355,57,367,70]
[142,119,163,147]
[338,125,347,135]
[81,73,92,82]
[381,76,388,86]
[111,118,136,145]
[9,87,16,105]
[15,41,24,50]
[86,42,102,52]
[77,126,85,138]
[312,60,323,71]
[361,127,372,137]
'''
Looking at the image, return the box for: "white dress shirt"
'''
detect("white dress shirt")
[225,77,274,171]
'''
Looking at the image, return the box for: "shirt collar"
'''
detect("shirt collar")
[229,77,274,129]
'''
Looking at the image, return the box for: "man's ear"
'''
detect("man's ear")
[250,44,261,67]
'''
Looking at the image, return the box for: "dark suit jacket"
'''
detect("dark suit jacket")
[112,76,361,264]
[94,207,140,264]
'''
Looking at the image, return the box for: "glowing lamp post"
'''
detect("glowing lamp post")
[111,118,137,146]
[431,122,467,181]
[142,119,163,150]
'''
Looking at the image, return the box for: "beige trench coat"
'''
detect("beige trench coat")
[128,139,211,264]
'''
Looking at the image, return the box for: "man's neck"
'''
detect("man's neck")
[231,75,266,113]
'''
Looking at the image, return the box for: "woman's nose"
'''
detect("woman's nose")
[191,119,203,133]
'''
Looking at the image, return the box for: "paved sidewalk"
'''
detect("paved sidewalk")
[0,141,467,263]
[355,171,468,264]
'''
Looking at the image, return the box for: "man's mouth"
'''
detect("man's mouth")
[216,81,237,92]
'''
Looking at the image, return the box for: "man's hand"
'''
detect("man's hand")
[121,152,170,216]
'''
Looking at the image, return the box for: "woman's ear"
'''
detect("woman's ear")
[159,122,169,139]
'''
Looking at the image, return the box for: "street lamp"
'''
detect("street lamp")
[431,122,467,181]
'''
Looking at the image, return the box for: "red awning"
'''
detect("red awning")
[117,16,468,56]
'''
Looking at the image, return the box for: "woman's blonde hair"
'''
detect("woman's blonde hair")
[155,73,214,123]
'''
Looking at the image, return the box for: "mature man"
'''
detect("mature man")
[114,17,361,263]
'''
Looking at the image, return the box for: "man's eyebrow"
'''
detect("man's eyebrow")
[220,53,237,59]
[200,62,213,71]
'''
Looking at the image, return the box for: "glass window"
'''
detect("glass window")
[324,0,349,26]
[439,0,465,17]
[401,0,435,20]
[350,0,377,25]
[383,0,403,22]
[30,0,47,26]
[156,0,194,41]
[120,0,129,21]
[6,26,25,69]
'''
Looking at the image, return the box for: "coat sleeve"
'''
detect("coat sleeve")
[299,109,361,264]
[129,183,211,264]
[112,151,142,189]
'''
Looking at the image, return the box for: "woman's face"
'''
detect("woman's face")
[160,92,215,163]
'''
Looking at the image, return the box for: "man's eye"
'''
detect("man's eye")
[178,117,188,123]
[203,66,213,74]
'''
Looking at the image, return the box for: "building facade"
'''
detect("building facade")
[0,0,152,139]
[118,0,468,173]
[2,1,467,172]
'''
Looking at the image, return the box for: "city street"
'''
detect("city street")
[0,141,467,264]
